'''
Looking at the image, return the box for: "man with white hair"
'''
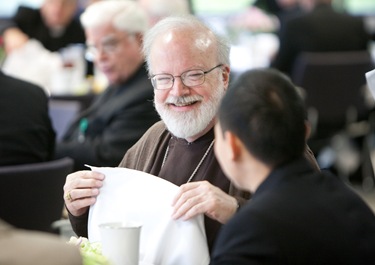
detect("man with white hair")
[55,0,159,170]
[64,14,318,253]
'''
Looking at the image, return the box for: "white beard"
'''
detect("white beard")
[155,84,226,139]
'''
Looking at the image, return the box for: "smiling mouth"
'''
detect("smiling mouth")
[165,95,203,107]
[169,100,199,107]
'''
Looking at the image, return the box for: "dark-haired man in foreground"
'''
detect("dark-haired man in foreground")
[211,68,375,264]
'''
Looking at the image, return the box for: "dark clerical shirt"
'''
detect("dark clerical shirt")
[148,128,230,253]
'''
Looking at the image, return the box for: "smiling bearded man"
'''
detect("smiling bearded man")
[64,15,320,255]
[155,86,226,139]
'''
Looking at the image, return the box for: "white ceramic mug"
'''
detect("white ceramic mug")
[99,221,142,265]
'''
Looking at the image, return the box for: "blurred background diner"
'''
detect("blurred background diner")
[0,0,92,95]
[53,0,160,171]
[0,0,375,241]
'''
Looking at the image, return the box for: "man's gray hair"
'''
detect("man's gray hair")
[80,0,149,34]
[142,15,231,72]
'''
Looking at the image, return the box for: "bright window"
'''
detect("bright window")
[0,0,43,18]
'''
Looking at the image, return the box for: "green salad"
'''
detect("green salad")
[68,236,111,265]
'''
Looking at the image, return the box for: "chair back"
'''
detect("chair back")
[291,50,374,138]
[0,157,73,233]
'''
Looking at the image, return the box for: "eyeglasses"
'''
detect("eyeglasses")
[85,34,132,61]
[150,64,223,90]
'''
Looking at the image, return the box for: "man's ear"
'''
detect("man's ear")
[221,65,231,90]
[225,130,242,161]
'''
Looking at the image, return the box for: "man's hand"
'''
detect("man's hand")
[171,180,238,224]
[63,170,105,217]
[3,28,29,53]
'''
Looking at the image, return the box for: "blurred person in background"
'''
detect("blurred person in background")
[0,70,55,166]
[271,0,371,76]
[0,0,92,93]
[253,0,303,21]
[1,0,85,54]
[54,0,159,171]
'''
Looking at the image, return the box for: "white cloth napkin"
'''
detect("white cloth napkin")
[88,166,210,265]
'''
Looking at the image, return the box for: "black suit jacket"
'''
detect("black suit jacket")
[0,71,55,166]
[211,158,375,264]
[271,3,371,76]
[55,64,160,171]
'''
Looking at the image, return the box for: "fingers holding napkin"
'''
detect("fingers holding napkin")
[88,166,210,265]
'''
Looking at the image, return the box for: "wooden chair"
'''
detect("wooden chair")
[0,157,74,233]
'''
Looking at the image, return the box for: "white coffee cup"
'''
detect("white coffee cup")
[99,221,142,265]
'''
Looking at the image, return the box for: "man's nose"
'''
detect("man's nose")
[169,77,189,96]
[93,46,109,62]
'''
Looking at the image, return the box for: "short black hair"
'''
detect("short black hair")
[218,68,306,167]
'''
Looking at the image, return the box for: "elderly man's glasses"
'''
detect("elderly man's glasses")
[150,64,223,90]
[85,35,132,61]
